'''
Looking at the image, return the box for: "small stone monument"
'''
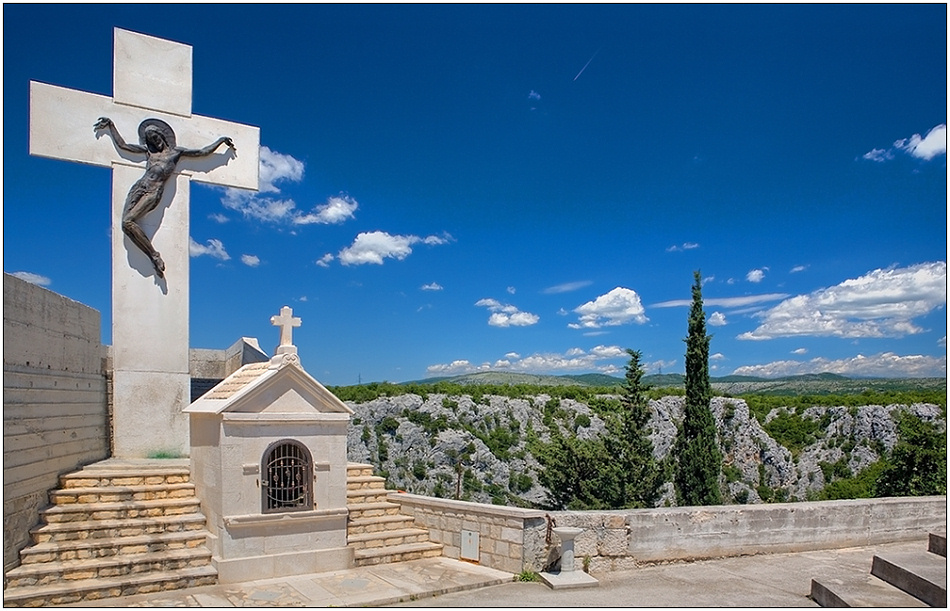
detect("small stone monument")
[29,27,260,458]
[185,306,354,582]
[540,526,599,590]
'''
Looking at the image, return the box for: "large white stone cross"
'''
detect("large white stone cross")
[29,28,260,457]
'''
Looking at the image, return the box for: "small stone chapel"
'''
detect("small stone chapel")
[184,307,355,582]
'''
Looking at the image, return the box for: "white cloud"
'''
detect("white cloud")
[507,286,517,295]
[337,231,448,266]
[739,261,947,340]
[421,282,443,291]
[746,268,767,283]
[189,237,230,261]
[209,213,229,223]
[792,348,808,355]
[316,253,334,268]
[294,195,358,225]
[733,352,947,378]
[241,254,260,267]
[708,311,728,326]
[653,293,792,309]
[221,146,359,226]
[528,90,541,101]
[791,265,808,273]
[894,124,947,160]
[476,298,539,327]
[259,145,305,193]
[570,287,648,329]
[427,344,629,376]
[666,242,700,252]
[10,271,51,286]
[542,280,593,294]
[711,353,725,361]
[863,124,947,162]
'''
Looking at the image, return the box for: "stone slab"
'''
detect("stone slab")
[539,570,600,590]
[811,574,928,607]
[871,551,947,607]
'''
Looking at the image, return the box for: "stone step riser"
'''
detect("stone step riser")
[347,491,391,504]
[42,503,201,523]
[354,548,442,567]
[34,519,206,544]
[3,569,217,607]
[346,481,386,491]
[350,534,428,550]
[21,538,207,564]
[347,506,402,521]
[871,554,947,607]
[347,520,417,535]
[51,487,196,505]
[60,474,190,489]
[6,553,212,589]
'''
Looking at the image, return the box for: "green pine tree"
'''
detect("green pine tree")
[673,270,723,506]
[875,412,947,497]
[610,349,661,508]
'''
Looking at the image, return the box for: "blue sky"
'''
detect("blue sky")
[4,4,947,385]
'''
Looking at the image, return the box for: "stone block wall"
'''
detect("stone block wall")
[388,491,946,575]
[540,496,948,573]
[388,493,546,574]
[3,273,110,574]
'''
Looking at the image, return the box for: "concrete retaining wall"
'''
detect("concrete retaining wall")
[391,490,947,574]
[3,273,110,574]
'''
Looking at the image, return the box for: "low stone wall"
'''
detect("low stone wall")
[390,491,947,575]
[388,493,546,573]
[3,274,110,575]
[541,496,948,573]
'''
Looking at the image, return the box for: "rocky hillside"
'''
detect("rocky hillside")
[345,392,944,507]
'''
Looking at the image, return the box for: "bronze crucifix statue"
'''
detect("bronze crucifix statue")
[94,117,235,278]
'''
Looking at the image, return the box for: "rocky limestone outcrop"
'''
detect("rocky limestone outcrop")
[345,392,944,508]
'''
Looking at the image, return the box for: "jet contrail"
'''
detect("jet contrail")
[573,46,603,81]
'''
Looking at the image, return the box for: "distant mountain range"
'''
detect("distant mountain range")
[402,371,946,396]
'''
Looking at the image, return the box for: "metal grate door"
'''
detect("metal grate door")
[262,440,313,513]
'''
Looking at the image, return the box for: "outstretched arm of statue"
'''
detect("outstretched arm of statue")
[93,117,146,154]
[180,136,236,158]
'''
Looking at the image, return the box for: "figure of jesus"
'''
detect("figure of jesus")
[94,117,235,278]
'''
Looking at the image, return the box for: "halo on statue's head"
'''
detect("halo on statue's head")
[137,118,176,149]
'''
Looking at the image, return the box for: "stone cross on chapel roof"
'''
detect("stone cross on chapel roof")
[271,306,301,358]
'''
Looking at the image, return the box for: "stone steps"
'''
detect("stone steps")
[40,496,202,523]
[2,460,216,607]
[1,565,217,608]
[871,552,947,607]
[5,547,213,587]
[347,487,393,504]
[347,514,418,535]
[31,513,208,543]
[347,527,432,550]
[347,500,405,521]
[345,462,442,567]
[811,535,947,607]
[50,482,196,504]
[353,541,445,566]
[20,529,209,564]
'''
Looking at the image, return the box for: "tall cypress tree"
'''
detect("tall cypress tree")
[674,270,722,506]
[615,348,661,508]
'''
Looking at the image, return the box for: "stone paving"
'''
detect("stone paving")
[48,539,933,607]
[52,557,513,607]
